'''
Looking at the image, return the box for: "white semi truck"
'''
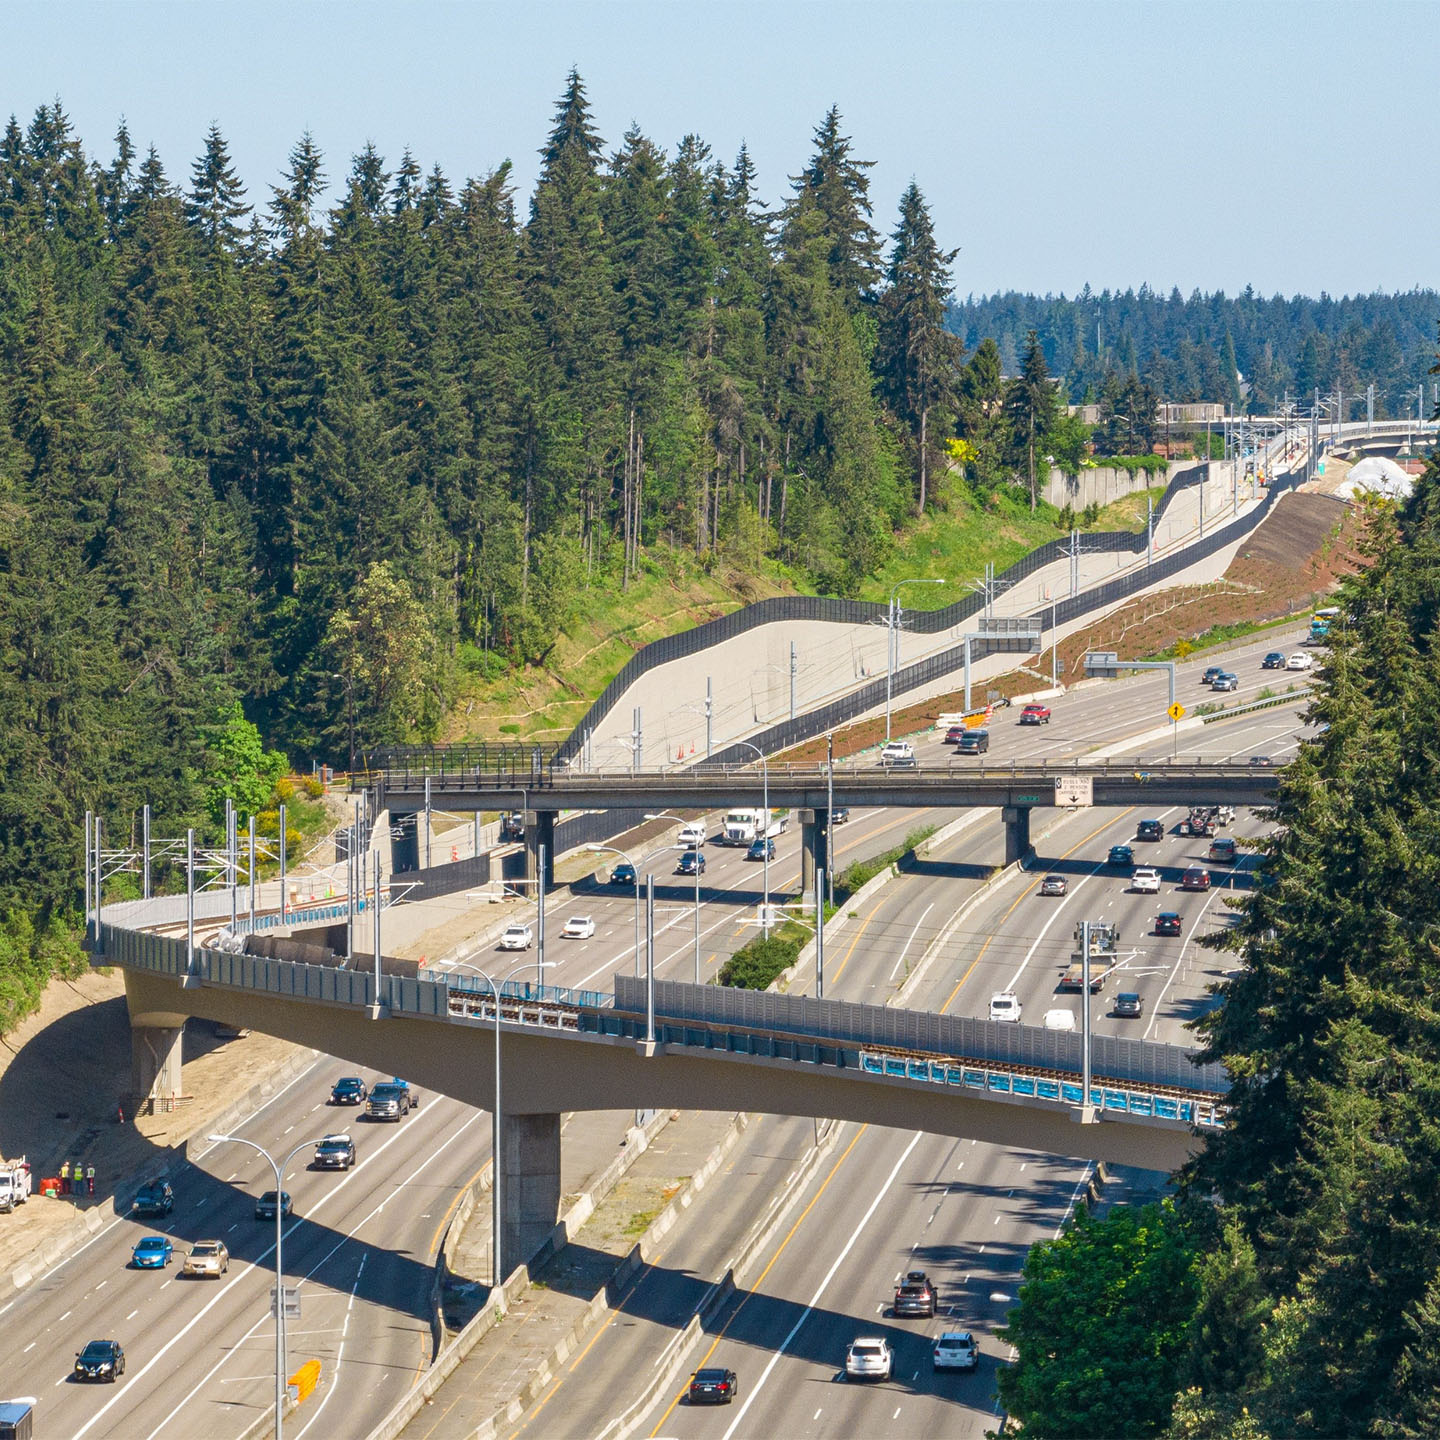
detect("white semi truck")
[720,808,789,846]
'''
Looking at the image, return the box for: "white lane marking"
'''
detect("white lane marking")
[1001,870,1098,994]
[893,1406,903,1419]
[58,1310,71,1322]
[293,1255,367,1440]
[814,1409,822,1420]
[23,1341,35,1352]
[136,1117,477,1440]
[283,1125,294,1135]
[1143,881,1227,1041]
[53,1376,66,1387]
[96,1280,107,1289]
[888,903,934,981]
[126,1309,139,1320]
[720,1131,924,1440]
[82,1110,466,1440]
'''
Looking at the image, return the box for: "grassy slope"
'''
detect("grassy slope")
[444,479,1166,743]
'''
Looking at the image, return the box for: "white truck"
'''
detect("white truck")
[0,1158,33,1213]
[720,808,789,846]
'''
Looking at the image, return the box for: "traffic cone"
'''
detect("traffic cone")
[677,745,684,761]
[689,742,695,756]
[451,845,459,862]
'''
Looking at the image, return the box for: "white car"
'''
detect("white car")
[560,916,595,940]
[1043,1008,1076,1032]
[498,923,534,951]
[1286,652,1313,671]
[1131,867,1161,894]
[677,822,707,848]
[845,1336,893,1381]
[989,991,1022,1023]
[879,740,916,768]
[932,1330,979,1372]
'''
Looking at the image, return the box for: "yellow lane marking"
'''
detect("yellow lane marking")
[647,1126,868,1436]
[825,897,886,990]
[938,810,1133,1015]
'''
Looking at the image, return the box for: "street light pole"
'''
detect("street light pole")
[586,844,643,975]
[645,812,704,984]
[731,740,772,935]
[206,1133,323,1440]
[885,579,945,741]
[438,959,551,1288]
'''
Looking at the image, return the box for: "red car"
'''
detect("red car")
[943,725,967,743]
[1019,704,1051,725]
[1181,867,1212,892]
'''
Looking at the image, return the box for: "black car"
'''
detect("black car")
[1135,819,1164,842]
[610,862,638,886]
[675,851,706,876]
[831,806,851,824]
[330,1076,368,1106]
[687,1367,738,1405]
[746,837,775,861]
[1201,666,1225,685]
[1107,844,1134,868]
[1262,650,1286,669]
[74,1339,125,1383]
[956,729,990,755]
[312,1134,356,1170]
[1113,992,1144,1018]
[1156,912,1182,936]
[255,1190,293,1221]
[132,1180,173,1218]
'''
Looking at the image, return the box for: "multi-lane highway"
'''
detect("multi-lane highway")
[492,633,1314,1440]
[19,621,1316,1436]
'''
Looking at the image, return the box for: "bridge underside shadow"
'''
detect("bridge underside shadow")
[122,969,1205,1179]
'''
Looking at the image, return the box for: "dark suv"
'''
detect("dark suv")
[1135,819,1164,842]
[1113,992,1144,1019]
[956,730,990,755]
[312,1134,356,1170]
[132,1180,174,1218]
[74,1339,125,1382]
[892,1270,938,1317]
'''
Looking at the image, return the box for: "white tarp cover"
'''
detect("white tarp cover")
[1335,455,1414,503]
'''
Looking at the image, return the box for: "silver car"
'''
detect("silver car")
[845,1336,892,1381]
[182,1240,229,1279]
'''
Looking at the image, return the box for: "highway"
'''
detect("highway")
[493,653,1311,1439]
[24,623,1315,1436]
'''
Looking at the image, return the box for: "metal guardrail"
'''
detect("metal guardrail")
[1198,688,1313,725]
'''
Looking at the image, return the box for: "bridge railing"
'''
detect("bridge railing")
[613,974,1228,1095]
[377,758,1274,792]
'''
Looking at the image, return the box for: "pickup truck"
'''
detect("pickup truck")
[1059,921,1121,992]
[366,1079,419,1122]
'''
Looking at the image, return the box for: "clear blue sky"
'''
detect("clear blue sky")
[4,0,1431,298]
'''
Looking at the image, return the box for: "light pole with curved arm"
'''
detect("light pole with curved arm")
[205,1132,326,1440]
[440,958,553,1288]
[886,579,945,740]
[728,740,772,935]
[645,812,702,982]
[585,843,642,976]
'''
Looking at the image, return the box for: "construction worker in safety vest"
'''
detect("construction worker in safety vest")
[59,1161,70,1195]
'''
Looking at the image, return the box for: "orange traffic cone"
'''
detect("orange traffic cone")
[451,845,459,862]
[677,745,684,761]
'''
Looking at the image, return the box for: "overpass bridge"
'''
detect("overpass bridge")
[97,914,1226,1274]
[374,758,1279,877]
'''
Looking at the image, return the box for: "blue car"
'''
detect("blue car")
[131,1235,173,1269]
[746,838,775,861]
[676,851,706,876]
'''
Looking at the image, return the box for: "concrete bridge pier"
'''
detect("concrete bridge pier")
[128,1018,186,1116]
[1002,805,1032,867]
[799,808,829,898]
[524,811,556,890]
[500,1111,561,1276]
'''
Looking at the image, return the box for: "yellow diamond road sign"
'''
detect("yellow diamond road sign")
[1168,703,1185,721]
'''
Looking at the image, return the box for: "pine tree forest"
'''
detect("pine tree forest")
[0,79,968,943]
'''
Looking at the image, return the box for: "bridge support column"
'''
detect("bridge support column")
[500,1111,561,1277]
[798,808,828,899]
[1001,805,1032,867]
[130,1024,183,1116]
[525,811,556,890]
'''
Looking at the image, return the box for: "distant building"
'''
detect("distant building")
[1158,403,1226,425]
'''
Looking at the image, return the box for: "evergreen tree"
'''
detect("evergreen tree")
[1003,329,1057,509]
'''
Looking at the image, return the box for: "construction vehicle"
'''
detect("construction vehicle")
[0,1158,32,1213]
[1178,804,1234,838]
[1059,922,1121,992]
